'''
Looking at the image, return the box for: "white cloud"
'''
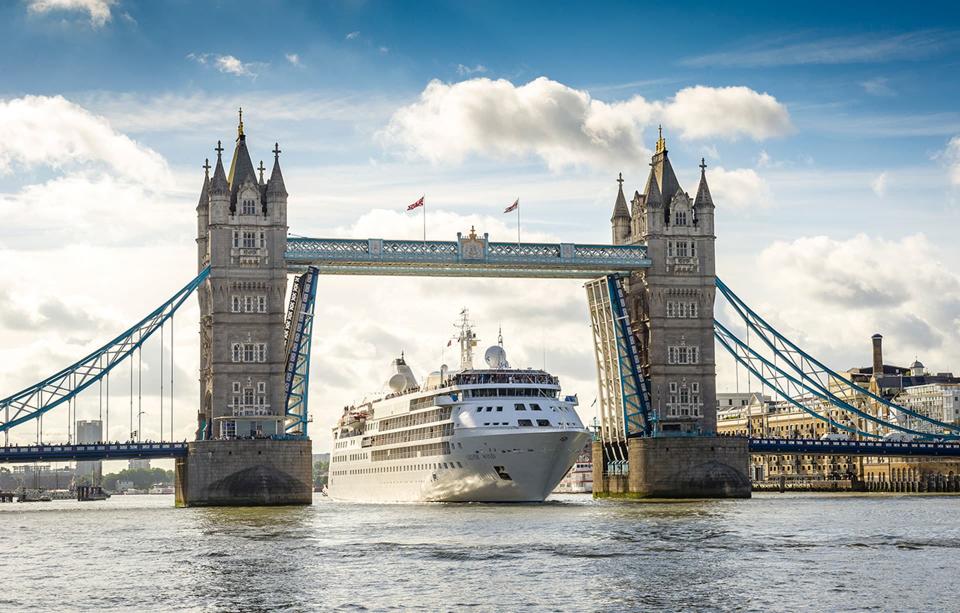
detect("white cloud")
[861,77,895,97]
[0,95,170,185]
[379,46,390,54]
[346,31,360,40]
[736,234,960,373]
[871,172,888,197]
[456,64,488,76]
[684,30,956,67]
[381,77,791,172]
[708,166,772,210]
[661,86,792,141]
[26,0,116,27]
[187,53,263,78]
[945,136,960,186]
[285,53,301,67]
[757,150,771,167]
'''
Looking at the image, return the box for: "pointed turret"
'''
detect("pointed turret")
[611,172,631,244]
[197,158,212,270]
[643,165,663,208]
[267,142,288,197]
[611,172,630,221]
[694,158,714,208]
[197,159,210,212]
[210,141,229,194]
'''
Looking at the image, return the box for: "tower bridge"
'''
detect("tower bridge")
[1,116,957,504]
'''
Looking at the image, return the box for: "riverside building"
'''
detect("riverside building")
[717,334,960,489]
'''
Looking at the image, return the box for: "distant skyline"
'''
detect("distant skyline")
[2,0,960,452]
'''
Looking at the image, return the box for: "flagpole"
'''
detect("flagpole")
[423,194,426,243]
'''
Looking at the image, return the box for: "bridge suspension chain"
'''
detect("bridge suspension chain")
[0,267,210,434]
[716,277,960,437]
[715,319,957,440]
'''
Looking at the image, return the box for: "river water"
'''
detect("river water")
[2,493,957,612]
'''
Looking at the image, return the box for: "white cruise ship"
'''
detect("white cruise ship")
[327,312,591,503]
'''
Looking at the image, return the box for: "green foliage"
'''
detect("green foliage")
[313,460,329,488]
[103,467,174,491]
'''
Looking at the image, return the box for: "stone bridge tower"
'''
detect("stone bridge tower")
[599,129,749,498]
[612,129,717,434]
[179,112,311,507]
[196,112,289,440]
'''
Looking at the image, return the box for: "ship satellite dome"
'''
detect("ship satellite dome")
[388,373,408,393]
[484,345,508,368]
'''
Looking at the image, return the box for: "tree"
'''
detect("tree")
[313,460,329,488]
[103,467,174,491]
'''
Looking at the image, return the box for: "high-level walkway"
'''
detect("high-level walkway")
[284,235,651,277]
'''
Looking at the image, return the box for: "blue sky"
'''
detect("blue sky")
[2,0,960,449]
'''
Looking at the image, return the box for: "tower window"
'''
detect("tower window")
[668,345,700,365]
[674,210,687,226]
[242,231,257,249]
[242,199,257,216]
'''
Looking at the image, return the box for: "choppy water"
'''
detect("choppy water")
[2,493,958,612]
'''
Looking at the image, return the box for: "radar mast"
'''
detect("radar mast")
[456,308,478,371]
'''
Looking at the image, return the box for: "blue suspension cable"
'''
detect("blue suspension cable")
[716,277,960,435]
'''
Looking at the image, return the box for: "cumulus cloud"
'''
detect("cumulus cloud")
[381,77,791,171]
[871,172,888,197]
[346,31,360,40]
[26,0,116,27]
[661,86,792,141]
[745,234,960,369]
[0,95,170,185]
[285,53,301,67]
[188,53,263,78]
[708,167,773,210]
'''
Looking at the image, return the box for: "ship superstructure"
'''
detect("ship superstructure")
[327,312,591,503]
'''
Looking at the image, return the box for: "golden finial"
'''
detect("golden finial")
[656,124,666,154]
[237,106,244,138]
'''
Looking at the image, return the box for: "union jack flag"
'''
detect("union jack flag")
[407,195,425,211]
[503,198,519,213]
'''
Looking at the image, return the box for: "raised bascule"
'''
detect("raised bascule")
[2,115,958,505]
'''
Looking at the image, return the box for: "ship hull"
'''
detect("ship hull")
[328,429,591,503]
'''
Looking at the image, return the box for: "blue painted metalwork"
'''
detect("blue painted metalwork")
[716,321,883,439]
[283,266,318,438]
[748,437,960,458]
[0,267,210,434]
[716,277,960,436]
[606,275,652,437]
[285,235,650,278]
[0,442,188,463]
